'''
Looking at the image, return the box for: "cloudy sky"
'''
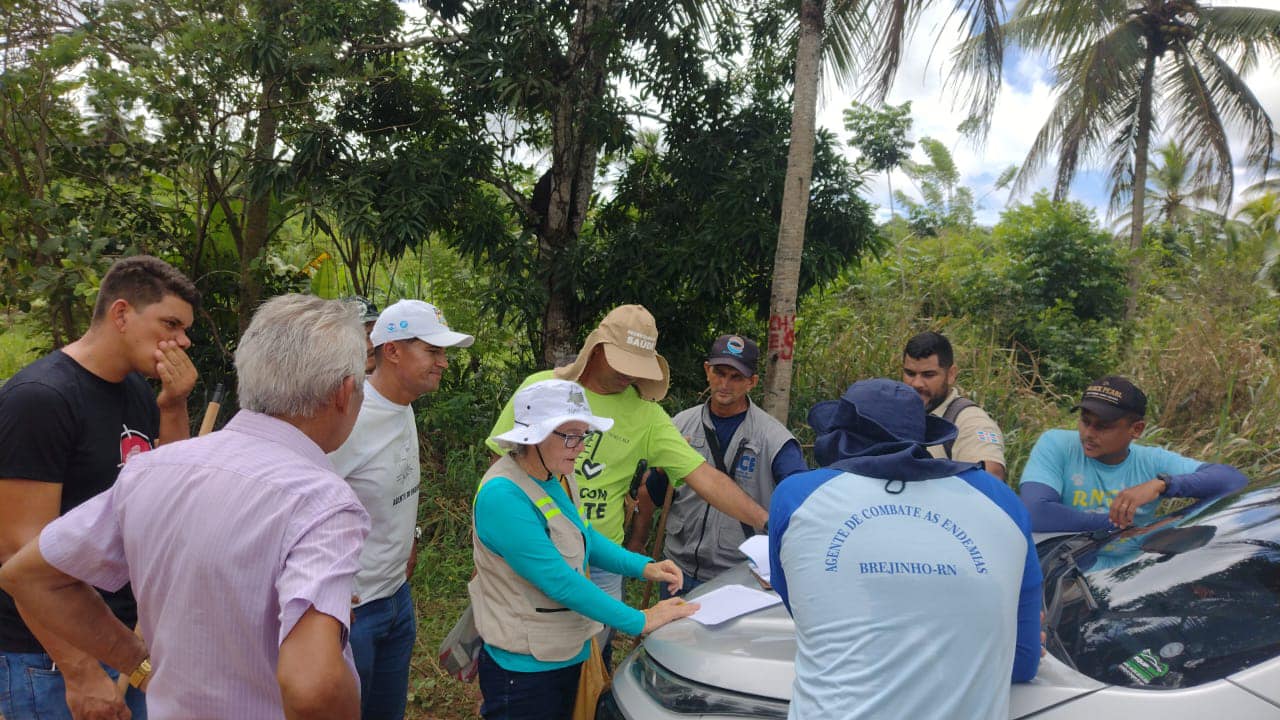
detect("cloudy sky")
[817,0,1280,226]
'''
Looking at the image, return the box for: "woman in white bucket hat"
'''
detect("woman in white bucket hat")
[468,379,697,719]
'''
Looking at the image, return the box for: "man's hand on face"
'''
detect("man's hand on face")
[1108,479,1164,528]
[154,339,197,410]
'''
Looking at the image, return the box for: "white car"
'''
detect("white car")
[602,483,1280,719]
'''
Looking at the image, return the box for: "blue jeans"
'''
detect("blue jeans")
[477,646,580,720]
[0,651,147,720]
[350,582,416,720]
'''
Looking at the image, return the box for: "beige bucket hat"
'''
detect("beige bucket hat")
[553,304,670,401]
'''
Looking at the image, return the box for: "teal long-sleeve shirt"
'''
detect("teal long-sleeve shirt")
[475,472,650,671]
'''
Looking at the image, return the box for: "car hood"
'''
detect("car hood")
[643,565,797,700]
[643,565,1108,717]
[638,484,1280,718]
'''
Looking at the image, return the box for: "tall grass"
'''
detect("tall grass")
[790,232,1280,490]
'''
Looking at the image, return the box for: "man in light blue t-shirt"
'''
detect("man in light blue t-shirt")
[1020,375,1247,533]
[770,379,1040,719]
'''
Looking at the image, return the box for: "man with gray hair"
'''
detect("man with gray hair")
[0,294,371,719]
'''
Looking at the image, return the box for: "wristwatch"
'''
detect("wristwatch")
[1155,473,1172,495]
[128,657,152,688]
[414,525,423,542]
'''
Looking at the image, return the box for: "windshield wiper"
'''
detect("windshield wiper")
[1043,546,1099,671]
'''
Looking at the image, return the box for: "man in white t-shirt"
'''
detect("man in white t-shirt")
[329,299,474,719]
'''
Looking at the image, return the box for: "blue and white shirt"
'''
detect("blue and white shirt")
[1020,429,1209,531]
[769,465,1040,719]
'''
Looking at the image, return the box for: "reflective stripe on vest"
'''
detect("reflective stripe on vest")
[535,495,562,520]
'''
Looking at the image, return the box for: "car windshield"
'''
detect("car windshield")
[1041,486,1280,689]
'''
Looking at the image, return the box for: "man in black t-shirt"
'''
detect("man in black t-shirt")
[0,255,200,720]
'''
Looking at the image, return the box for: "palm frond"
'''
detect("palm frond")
[1197,6,1280,52]
[823,0,876,91]
[1185,38,1275,179]
[1160,46,1234,212]
[1005,0,1127,55]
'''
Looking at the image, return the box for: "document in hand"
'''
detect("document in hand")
[738,534,771,582]
[688,584,782,626]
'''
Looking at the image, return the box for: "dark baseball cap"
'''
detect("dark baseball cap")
[707,334,759,377]
[1072,375,1147,422]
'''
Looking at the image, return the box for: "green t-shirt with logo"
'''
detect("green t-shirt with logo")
[487,370,705,544]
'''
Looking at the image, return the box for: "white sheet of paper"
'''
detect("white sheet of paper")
[738,534,771,582]
[689,584,782,626]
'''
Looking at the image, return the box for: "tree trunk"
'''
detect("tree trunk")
[1125,51,1157,319]
[539,0,614,367]
[761,0,824,422]
[238,76,277,334]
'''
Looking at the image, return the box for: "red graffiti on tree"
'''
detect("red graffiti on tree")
[768,313,795,361]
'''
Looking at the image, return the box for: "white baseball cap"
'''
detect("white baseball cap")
[370,299,475,349]
[490,379,614,446]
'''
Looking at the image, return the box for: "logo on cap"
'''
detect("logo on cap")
[1084,384,1123,403]
[625,329,656,351]
[725,336,745,356]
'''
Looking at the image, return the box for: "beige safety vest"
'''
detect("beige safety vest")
[468,453,602,662]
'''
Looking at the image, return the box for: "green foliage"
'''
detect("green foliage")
[894,137,977,235]
[0,318,41,380]
[843,100,914,174]
[794,210,1280,491]
[432,0,883,382]
[592,81,882,392]
[955,193,1127,392]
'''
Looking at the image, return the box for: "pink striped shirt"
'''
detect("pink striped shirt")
[40,410,370,719]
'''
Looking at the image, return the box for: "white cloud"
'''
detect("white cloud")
[816,0,1280,226]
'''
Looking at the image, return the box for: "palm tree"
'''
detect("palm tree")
[982,0,1280,259]
[762,0,1006,420]
[1236,191,1280,287]
[1111,139,1225,233]
[1144,140,1225,226]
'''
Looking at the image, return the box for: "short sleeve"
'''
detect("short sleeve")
[1147,446,1203,477]
[39,485,130,591]
[950,406,1006,468]
[645,408,706,484]
[277,504,370,646]
[0,381,76,483]
[327,426,368,479]
[1019,430,1069,495]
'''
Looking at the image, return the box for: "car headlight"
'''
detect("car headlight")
[630,648,790,718]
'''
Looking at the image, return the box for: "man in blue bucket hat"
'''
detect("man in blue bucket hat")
[768,379,1041,719]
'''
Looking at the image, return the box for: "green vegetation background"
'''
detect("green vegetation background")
[4,195,1279,718]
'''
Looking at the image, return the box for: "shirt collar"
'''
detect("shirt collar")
[223,410,333,471]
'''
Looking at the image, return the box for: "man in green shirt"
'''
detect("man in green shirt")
[488,305,768,659]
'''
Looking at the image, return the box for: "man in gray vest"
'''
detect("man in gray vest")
[902,331,1007,481]
[642,334,806,596]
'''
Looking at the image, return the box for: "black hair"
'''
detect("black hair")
[92,255,200,321]
[904,331,954,368]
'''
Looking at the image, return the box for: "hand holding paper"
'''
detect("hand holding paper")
[739,534,771,583]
